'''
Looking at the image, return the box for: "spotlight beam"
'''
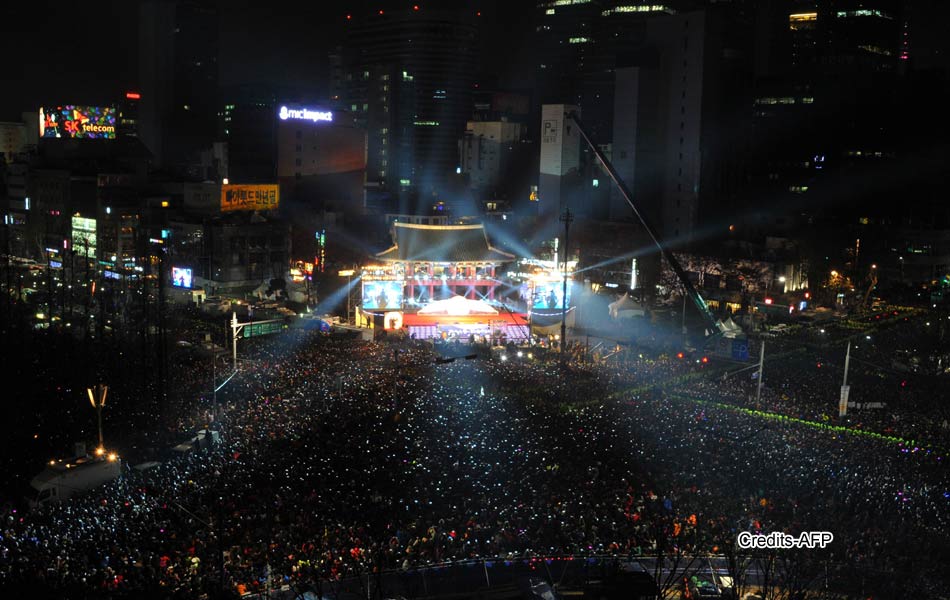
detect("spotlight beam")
[566,111,723,335]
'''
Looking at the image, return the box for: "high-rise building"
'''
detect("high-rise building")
[459,120,525,194]
[273,103,367,233]
[217,84,331,185]
[739,0,907,238]
[138,0,219,173]
[611,10,730,245]
[538,104,581,222]
[362,64,415,201]
[337,6,478,212]
[117,92,141,139]
[137,0,175,166]
[218,85,279,184]
[0,122,27,163]
[533,1,680,144]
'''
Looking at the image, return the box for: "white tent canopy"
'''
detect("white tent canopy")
[718,315,745,338]
[608,293,645,319]
[418,295,499,316]
[722,316,741,331]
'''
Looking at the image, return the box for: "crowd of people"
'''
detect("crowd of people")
[677,315,950,445]
[0,318,948,598]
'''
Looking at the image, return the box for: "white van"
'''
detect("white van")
[30,455,122,508]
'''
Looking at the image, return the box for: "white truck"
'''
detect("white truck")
[30,454,122,508]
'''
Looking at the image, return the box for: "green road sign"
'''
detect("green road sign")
[242,321,288,338]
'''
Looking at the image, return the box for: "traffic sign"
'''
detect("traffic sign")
[242,321,287,338]
[731,339,750,361]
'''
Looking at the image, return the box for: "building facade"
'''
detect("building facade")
[336,7,478,211]
[459,121,524,194]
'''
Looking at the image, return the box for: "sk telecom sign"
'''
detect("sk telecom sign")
[40,106,116,139]
[221,184,280,212]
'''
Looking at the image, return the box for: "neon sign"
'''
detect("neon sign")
[279,106,333,123]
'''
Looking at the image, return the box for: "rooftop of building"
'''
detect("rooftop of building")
[376,222,515,263]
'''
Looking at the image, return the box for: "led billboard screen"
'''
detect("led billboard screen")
[362,281,404,310]
[71,216,97,257]
[39,106,116,139]
[171,267,193,289]
[531,281,571,310]
[220,184,280,212]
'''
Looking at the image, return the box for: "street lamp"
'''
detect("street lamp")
[86,384,108,452]
[204,324,226,424]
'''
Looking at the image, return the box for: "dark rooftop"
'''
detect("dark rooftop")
[376,223,515,263]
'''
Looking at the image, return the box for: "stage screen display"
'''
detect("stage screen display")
[362,280,403,310]
[531,280,571,310]
[171,267,193,288]
[39,106,116,139]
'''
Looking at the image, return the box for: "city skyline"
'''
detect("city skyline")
[2,3,950,599]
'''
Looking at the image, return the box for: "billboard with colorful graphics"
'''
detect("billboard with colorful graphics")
[39,106,116,139]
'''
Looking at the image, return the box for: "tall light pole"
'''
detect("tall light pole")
[339,268,356,325]
[231,312,240,371]
[754,341,765,408]
[559,208,573,361]
[839,340,851,417]
[205,327,219,423]
[681,293,687,337]
[87,384,108,451]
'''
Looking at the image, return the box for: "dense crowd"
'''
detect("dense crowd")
[679,316,950,444]
[0,323,948,598]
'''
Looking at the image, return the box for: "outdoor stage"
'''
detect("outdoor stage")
[358,222,529,341]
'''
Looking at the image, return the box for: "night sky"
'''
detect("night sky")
[0,0,536,120]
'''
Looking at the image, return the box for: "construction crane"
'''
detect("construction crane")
[565,111,725,337]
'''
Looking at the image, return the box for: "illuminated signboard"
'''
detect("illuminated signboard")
[71,216,97,257]
[278,106,333,123]
[171,267,193,288]
[531,280,571,310]
[104,270,121,280]
[362,280,404,310]
[39,106,116,139]
[220,184,280,212]
[315,229,326,273]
